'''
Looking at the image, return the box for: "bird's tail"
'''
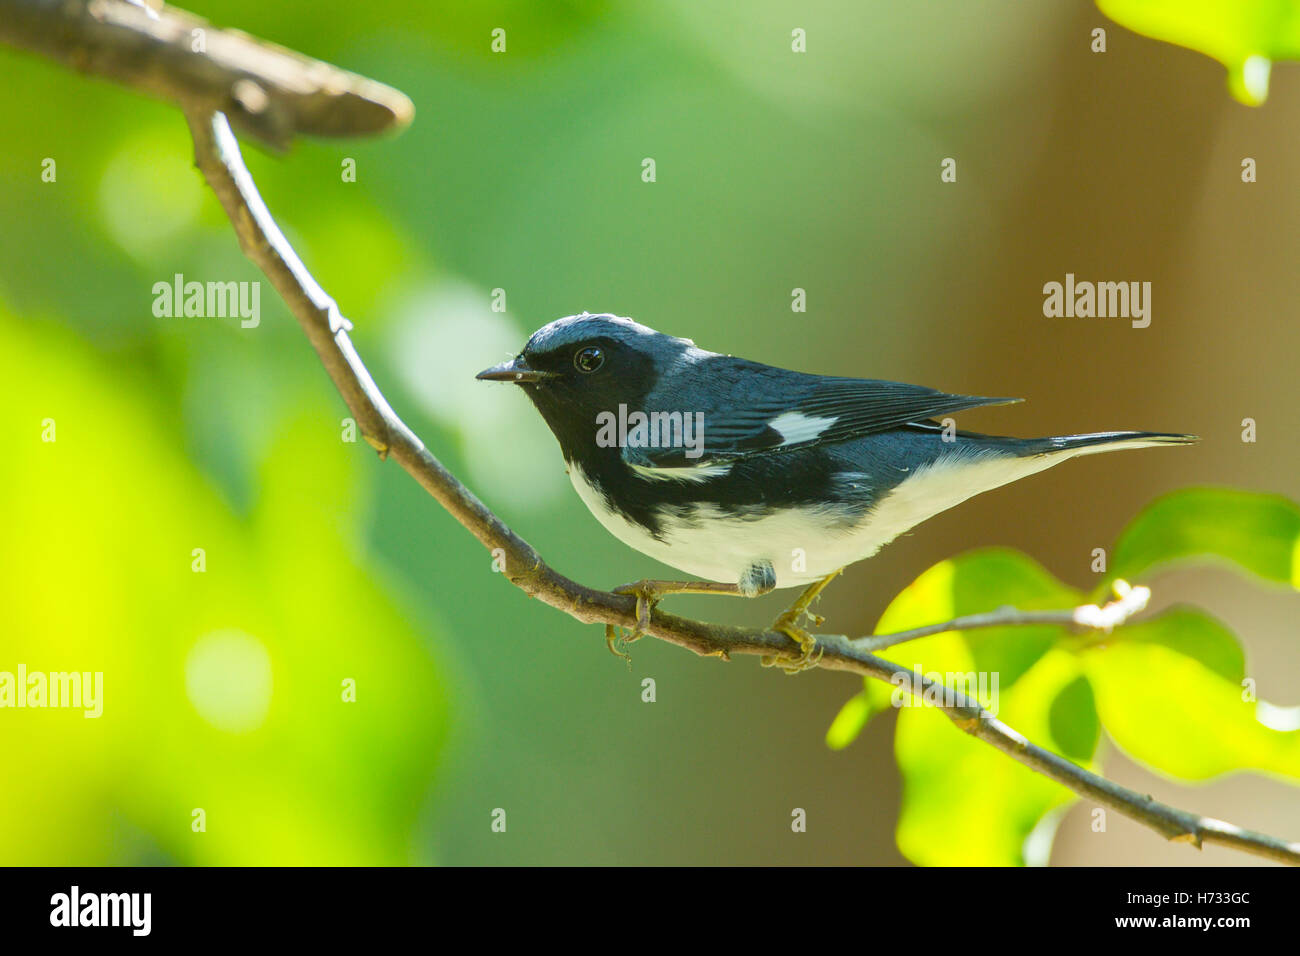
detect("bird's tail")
[1017,431,1198,458]
[877,428,1196,542]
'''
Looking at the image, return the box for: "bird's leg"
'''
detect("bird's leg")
[605,562,776,659]
[610,579,746,644]
[765,569,844,674]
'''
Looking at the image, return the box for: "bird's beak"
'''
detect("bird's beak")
[475,355,553,383]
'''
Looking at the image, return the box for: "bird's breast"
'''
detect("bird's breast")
[565,460,886,588]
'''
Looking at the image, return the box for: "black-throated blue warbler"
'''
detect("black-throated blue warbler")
[478,313,1196,670]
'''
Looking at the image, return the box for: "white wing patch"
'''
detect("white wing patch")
[628,461,733,483]
[768,411,837,446]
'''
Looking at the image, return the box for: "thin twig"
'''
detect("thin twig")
[181,107,1300,866]
[855,581,1152,654]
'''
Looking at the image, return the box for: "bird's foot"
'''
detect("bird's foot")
[764,610,825,674]
[606,578,748,662]
[761,569,842,674]
[612,579,661,640]
[607,580,664,660]
[605,623,633,664]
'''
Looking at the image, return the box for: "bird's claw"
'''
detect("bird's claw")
[764,613,826,671]
[764,611,825,674]
[606,580,663,662]
[613,580,661,638]
[605,623,633,664]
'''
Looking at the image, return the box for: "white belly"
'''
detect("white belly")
[568,450,1061,589]
[566,464,889,588]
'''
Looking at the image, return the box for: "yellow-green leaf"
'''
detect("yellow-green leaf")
[826,548,1080,752]
[1107,487,1300,590]
[1097,0,1300,105]
[1084,609,1300,780]
[895,649,1088,866]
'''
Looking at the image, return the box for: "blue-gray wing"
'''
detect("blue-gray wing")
[621,356,1019,472]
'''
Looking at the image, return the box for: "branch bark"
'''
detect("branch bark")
[180,108,1300,867]
[0,0,411,148]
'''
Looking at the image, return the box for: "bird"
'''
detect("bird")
[477,313,1196,671]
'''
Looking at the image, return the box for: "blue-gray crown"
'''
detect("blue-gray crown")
[524,313,694,355]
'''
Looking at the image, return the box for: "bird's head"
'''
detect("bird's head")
[476,313,696,454]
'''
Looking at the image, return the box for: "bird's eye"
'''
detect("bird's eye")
[574,346,605,373]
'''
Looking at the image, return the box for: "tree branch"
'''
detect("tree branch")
[0,0,412,149]
[179,107,1300,866]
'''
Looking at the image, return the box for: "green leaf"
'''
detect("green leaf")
[826,549,1080,752]
[826,692,880,751]
[829,507,1300,863]
[1084,609,1300,781]
[1048,675,1101,764]
[895,649,1088,866]
[836,549,1089,864]
[1107,605,1246,682]
[825,677,897,750]
[874,548,1081,682]
[1097,0,1300,105]
[1107,487,1300,589]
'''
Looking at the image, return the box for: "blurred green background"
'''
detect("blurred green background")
[1,0,1297,865]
